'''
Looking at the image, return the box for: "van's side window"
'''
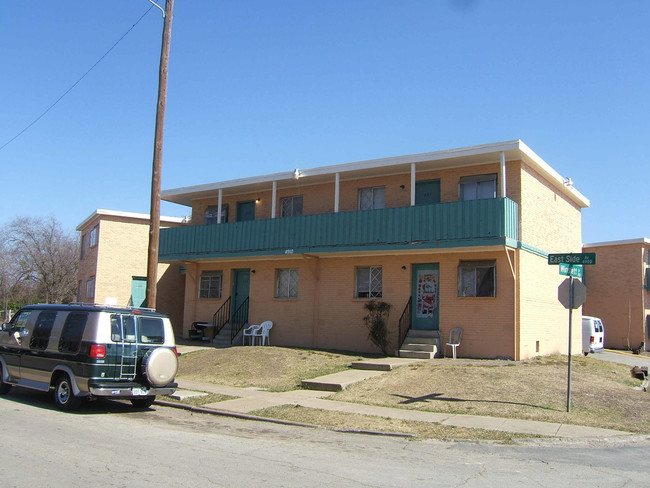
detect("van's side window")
[58,313,89,354]
[10,310,32,329]
[110,315,136,343]
[139,317,165,344]
[30,312,57,350]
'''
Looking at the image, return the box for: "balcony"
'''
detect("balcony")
[159,198,519,261]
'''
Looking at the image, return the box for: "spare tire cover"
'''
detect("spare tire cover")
[143,348,178,387]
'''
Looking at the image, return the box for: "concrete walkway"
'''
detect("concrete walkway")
[169,345,634,439]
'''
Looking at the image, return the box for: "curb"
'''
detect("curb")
[155,400,415,439]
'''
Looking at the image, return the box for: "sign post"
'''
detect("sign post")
[548,253,596,412]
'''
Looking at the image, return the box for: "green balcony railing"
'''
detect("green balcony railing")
[159,198,519,261]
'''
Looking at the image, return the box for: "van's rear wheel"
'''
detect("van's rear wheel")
[0,364,11,395]
[53,375,82,411]
[131,396,156,409]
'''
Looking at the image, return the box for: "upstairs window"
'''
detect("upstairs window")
[459,174,497,201]
[458,261,496,297]
[276,269,299,298]
[205,205,228,224]
[356,266,382,298]
[280,196,303,217]
[199,271,222,299]
[89,225,99,247]
[359,187,386,210]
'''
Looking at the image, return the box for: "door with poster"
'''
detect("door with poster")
[411,263,440,330]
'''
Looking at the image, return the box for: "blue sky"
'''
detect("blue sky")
[1,0,648,244]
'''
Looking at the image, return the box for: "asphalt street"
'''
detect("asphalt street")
[1,388,649,488]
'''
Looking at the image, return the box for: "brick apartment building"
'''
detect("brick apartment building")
[158,140,588,359]
[76,209,187,334]
[583,238,650,352]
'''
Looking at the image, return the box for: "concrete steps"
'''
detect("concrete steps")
[398,330,441,359]
[302,357,424,391]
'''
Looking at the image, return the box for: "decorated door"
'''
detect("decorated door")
[411,263,439,330]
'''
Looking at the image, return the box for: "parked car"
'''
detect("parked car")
[582,315,605,355]
[0,303,178,410]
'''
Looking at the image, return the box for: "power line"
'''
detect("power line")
[0,5,155,153]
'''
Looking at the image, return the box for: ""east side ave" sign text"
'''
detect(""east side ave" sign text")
[547,253,596,266]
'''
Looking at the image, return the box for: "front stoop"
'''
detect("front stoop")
[205,323,235,348]
[398,330,441,359]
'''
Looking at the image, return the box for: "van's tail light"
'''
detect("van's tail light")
[90,344,106,359]
[171,347,178,357]
[590,336,595,344]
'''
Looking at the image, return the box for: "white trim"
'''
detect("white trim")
[410,163,416,206]
[334,172,340,213]
[161,140,590,208]
[76,209,187,231]
[271,181,277,219]
[583,238,650,248]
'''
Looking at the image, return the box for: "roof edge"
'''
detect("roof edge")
[583,237,650,248]
[76,209,188,231]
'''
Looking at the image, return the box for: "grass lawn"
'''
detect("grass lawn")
[177,346,375,391]
[176,347,650,438]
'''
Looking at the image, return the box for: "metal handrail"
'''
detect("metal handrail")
[211,296,231,340]
[230,297,249,343]
[398,297,412,348]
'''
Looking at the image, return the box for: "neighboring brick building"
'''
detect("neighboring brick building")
[159,140,589,359]
[76,210,187,335]
[582,238,650,352]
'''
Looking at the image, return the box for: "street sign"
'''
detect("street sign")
[558,278,587,309]
[559,263,583,278]
[548,253,596,265]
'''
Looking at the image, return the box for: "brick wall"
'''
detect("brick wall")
[184,250,518,357]
[77,215,186,334]
[583,242,649,350]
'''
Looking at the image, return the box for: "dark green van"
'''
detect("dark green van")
[0,303,178,410]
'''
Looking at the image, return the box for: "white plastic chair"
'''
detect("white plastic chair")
[446,327,462,359]
[242,324,261,345]
[253,321,273,346]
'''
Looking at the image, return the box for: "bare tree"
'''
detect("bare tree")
[2,216,79,305]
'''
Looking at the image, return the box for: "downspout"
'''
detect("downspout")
[304,254,320,348]
[505,246,518,360]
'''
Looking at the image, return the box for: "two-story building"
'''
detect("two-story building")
[160,140,589,359]
[76,209,187,334]
[583,238,650,352]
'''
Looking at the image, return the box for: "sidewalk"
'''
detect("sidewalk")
[168,345,633,440]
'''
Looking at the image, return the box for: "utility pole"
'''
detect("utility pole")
[146,0,174,309]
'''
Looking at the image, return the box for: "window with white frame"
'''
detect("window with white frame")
[86,276,95,299]
[89,225,99,247]
[358,187,386,210]
[276,269,299,298]
[459,174,497,201]
[199,271,222,299]
[458,261,496,297]
[280,196,303,217]
[356,266,382,298]
[204,205,228,224]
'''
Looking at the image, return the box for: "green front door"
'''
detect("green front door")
[411,264,439,330]
[130,277,147,307]
[236,201,255,222]
[232,269,250,315]
[415,179,441,205]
